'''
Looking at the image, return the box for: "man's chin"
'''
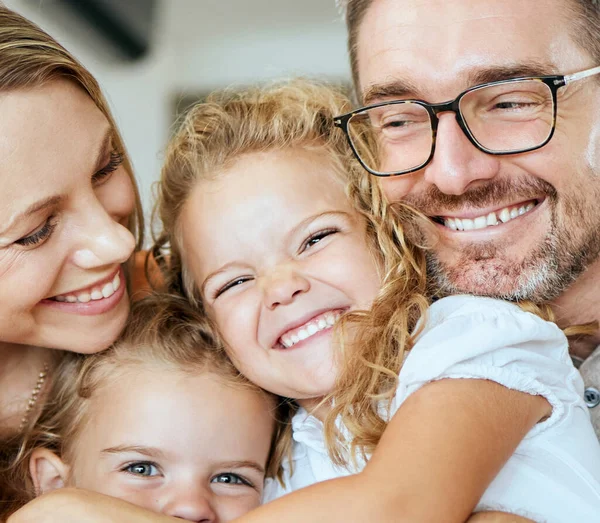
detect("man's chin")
[425,252,563,301]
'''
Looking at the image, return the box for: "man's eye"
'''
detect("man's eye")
[211,473,251,486]
[122,462,160,477]
[301,228,339,252]
[14,217,57,248]
[214,277,253,299]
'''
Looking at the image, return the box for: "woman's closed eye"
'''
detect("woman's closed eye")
[14,216,58,248]
[300,228,339,254]
[121,461,161,478]
[93,150,124,185]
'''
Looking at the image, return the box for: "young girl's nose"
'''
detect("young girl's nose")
[262,268,311,309]
[162,488,218,522]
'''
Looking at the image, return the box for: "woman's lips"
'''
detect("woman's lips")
[40,267,126,316]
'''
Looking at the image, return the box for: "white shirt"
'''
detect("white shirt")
[264,296,600,522]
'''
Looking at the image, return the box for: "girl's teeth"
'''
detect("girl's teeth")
[91,290,103,300]
[278,311,342,349]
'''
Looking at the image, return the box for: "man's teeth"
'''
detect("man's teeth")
[54,273,121,304]
[443,202,535,231]
[279,311,342,349]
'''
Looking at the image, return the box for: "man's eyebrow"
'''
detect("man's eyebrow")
[362,79,420,106]
[361,61,557,106]
[0,194,64,238]
[468,61,557,86]
[101,445,167,460]
[219,460,265,475]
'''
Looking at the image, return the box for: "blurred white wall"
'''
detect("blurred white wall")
[4,0,350,233]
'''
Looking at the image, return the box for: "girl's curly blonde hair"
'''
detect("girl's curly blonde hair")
[151,79,431,468]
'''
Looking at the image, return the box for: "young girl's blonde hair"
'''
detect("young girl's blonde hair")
[151,79,431,467]
[2,293,288,516]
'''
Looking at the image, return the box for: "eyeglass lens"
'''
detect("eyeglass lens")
[347,79,555,175]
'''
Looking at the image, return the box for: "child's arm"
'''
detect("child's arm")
[7,378,546,523]
[230,377,548,523]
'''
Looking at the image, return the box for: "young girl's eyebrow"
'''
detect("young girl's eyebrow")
[216,460,265,474]
[100,445,167,460]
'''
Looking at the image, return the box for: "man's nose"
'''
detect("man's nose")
[422,113,501,195]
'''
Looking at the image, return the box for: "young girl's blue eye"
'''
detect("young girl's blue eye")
[123,462,160,477]
[211,473,251,486]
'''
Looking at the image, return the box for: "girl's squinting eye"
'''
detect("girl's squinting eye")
[214,276,253,299]
[122,461,160,477]
[14,217,57,248]
[93,151,124,185]
[211,473,252,487]
[301,228,339,253]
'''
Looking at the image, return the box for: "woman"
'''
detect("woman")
[0,3,143,506]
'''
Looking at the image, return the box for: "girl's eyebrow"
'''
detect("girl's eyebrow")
[201,210,352,293]
[101,445,167,460]
[217,460,265,474]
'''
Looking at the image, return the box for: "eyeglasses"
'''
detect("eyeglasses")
[334,66,600,177]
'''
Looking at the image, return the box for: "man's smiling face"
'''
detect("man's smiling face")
[355,0,600,300]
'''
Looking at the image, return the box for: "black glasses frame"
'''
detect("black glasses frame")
[334,68,598,177]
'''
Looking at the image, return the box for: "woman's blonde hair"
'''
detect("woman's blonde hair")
[2,293,288,515]
[0,4,144,248]
[151,79,431,468]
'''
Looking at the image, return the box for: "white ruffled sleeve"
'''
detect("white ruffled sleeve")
[392,295,584,437]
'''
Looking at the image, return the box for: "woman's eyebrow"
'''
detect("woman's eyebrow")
[0,194,64,239]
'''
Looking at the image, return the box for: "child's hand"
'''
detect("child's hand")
[466,512,537,523]
[6,488,173,523]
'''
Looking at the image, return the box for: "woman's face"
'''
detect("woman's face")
[0,80,136,353]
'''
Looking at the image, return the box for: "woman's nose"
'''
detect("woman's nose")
[71,200,136,269]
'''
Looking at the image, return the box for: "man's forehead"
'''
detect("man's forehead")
[355,0,581,101]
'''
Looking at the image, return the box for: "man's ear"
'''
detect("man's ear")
[29,448,70,495]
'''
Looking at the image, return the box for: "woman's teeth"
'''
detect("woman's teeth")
[54,273,121,304]
[443,202,536,231]
[279,310,343,349]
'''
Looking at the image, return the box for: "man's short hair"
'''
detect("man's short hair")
[341,0,600,97]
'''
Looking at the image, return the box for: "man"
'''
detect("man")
[338,0,600,439]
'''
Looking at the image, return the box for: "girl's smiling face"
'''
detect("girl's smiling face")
[181,149,382,406]
[32,368,274,522]
[0,80,136,353]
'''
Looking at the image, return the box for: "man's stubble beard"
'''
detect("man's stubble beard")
[401,175,600,302]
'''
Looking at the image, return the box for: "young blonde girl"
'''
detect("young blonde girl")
[3,293,288,522]
[8,81,600,523]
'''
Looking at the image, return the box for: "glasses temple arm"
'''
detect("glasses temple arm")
[562,65,600,85]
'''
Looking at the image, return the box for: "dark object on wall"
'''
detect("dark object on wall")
[57,0,157,60]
